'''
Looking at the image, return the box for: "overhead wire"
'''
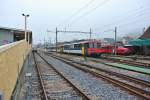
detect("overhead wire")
[117,15,150,28]
[58,0,150,39]
[114,9,150,28]
[58,0,96,27]
[69,0,111,26]
[94,6,150,31]
[93,15,150,36]
[110,10,150,29]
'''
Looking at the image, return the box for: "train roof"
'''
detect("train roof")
[50,39,101,48]
[0,26,32,33]
[62,39,101,45]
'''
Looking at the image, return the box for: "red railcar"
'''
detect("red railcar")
[55,39,132,56]
[87,45,132,56]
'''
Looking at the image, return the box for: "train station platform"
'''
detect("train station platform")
[0,40,31,100]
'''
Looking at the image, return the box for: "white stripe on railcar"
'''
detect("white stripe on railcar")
[64,49,82,54]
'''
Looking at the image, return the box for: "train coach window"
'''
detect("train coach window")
[97,43,101,48]
[70,44,74,49]
[84,43,89,48]
[74,44,82,49]
[89,42,93,48]
[64,45,70,49]
[94,43,97,48]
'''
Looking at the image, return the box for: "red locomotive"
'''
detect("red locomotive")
[87,45,132,56]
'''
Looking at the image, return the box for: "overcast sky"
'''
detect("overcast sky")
[0,0,150,44]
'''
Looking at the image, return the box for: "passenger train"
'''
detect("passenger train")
[50,39,132,56]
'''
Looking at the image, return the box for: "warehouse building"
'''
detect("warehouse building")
[129,26,150,55]
[0,26,32,46]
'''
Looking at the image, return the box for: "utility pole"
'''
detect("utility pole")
[44,37,46,50]
[48,28,91,54]
[114,27,117,55]
[56,27,58,53]
[143,27,145,33]
[90,28,92,39]
[22,14,29,42]
[49,37,51,46]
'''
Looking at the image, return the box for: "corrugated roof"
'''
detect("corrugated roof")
[139,26,150,39]
[129,39,150,46]
[0,26,31,32]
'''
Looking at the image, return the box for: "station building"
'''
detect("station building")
[0,26,32,100]
[0,26,32,46]
[129,26,150,55]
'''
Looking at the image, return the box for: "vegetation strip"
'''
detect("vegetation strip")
[107,63,150,75]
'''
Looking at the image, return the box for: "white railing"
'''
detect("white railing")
[0,40,25,53]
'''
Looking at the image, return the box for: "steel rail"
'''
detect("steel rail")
[75,61,150,87]
[36,52,91,100]
[49,54,150,100]
[126,56,150,61]
[32,52,49,100]
[88,58,150,75]
[46,52,150,67]
[48,53,150,87]
[101,56,150,68]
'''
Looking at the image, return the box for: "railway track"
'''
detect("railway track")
[110,55,150,61]
[45,52,150,100]
[32,51,91,100]
[100,56,150,68]
[47,52,150,68]
[48,52,150,75]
